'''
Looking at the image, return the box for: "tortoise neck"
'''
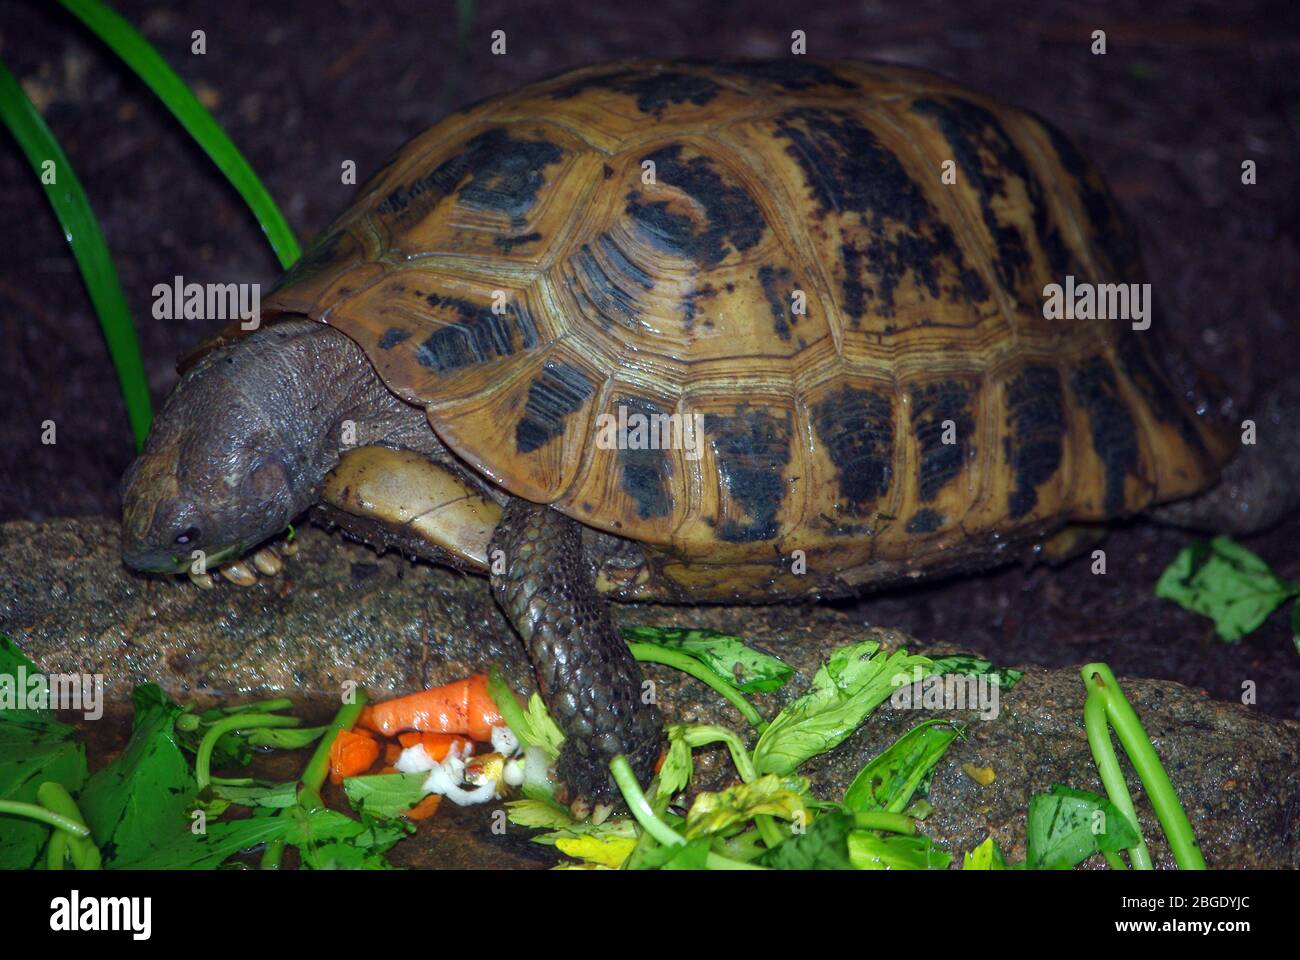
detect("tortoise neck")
[227,319,423,515]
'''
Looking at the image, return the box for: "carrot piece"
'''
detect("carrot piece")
[328,728,380,784]
[377,766,400,776]
[420,733,473,761]
[396,730,473,760]
[404,794,442,821]
[383,742,402,764]
[356,705,381,734]
[363,674,502,741]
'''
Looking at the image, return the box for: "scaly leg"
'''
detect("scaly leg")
[490,498,663,802]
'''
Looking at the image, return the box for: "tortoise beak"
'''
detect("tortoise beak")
[120,446,190,573]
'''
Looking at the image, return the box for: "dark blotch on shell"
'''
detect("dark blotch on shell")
[705,406,793,542]
[551,69,720,114]
[771,108,972,321]
[415,295,539,372]
[811,386,894,515]
[911,380,974,502]
[1070,356,1141,515]
[759,265,797,341]
[1005,365,1065,518]
[625,144,766,267]
[376,128,564,230]
[905,508,944,533]
[515,362,595,454]
[616,396,675,519]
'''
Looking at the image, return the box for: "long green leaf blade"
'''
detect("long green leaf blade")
[0,59,151,448]
[58,0,300,268]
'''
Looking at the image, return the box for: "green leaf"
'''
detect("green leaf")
[486,668,563,758]
[285,808,410,869]
[1026,785,1140,869]
[683,774,810,839]
[847,831,952,870]
[0,58,151,448]
[634,836,712,870]
[245,725,328,750]
[343,772,428,820]
[758,811,855,869]
[0,639,87,868]
[928,654,1024,690]
[56,0,300,269]
[1155,536,1300,642]
[621,626,792,693]
[963,836,1009,870]
[533,817,638,847]
[116,817,290,870]
[842,721,959,813]
[655,728,694,802]
[79,685,196,867]
[207,779,299,810]
[176,722,251,769]
[523,693,565,756]
[506,798,575,831]
[553,833,638,868]
[753,641,931,775]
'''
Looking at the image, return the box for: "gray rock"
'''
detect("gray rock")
[2,517,1296,868]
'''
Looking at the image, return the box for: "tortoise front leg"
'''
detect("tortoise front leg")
[490,498,663,802]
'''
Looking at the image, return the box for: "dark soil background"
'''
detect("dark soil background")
[1,1,1297,715]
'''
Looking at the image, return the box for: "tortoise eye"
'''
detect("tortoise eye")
[174,526,200,546]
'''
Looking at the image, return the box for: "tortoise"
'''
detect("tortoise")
[120,58,1299,800]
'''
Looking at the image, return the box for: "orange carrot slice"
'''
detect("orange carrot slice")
[362,674,502,742]
[396,731,473,761]
[328,728,380,784]
[404,794,442,821]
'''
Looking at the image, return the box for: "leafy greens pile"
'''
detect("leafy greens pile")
[0,635,407,870]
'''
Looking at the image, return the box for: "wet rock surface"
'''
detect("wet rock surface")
[3,517,1296,869]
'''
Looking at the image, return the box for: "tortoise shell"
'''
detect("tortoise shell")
[263,59,1231,601]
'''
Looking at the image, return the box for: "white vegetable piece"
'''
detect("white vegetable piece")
[394,743,436,773]
[491,724,521,757]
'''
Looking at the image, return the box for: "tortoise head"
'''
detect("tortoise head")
[120,349,303,575]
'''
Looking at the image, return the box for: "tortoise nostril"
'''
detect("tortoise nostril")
[174,526,201,546]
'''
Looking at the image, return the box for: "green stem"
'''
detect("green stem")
[1082,664,1205,870]
[486,666,538,750]
[195,713,300,790]
[680,724,757,781]
[1083,683,1152,870]
[0,800,92,838]
[852,810,917,835]
[0,57,150,448]
[755,814,788,851]
[298,694,368,812]
[719,828,769,862]
[47,826,70,871]
[261,690,368,870]
[629,642,765,729]
[57,0,301,268]
[36,782,101,870]
[609,754,764,870]
[677,724,786,849]
[611,754,684,847]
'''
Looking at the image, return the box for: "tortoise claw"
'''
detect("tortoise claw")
[187,570,216,590]
[251,546,283,576]
[184,543,290,590]
[220,560,258,586]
